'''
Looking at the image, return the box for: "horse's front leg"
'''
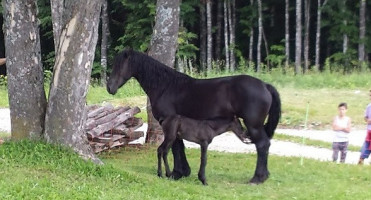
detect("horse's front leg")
[198,141,209,185]
[171,139,191,179]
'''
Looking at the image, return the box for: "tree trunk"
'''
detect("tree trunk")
[256,0,263,72]
[285,0,290,68]
[358,0,366,62]
[224,0,230,71]
[295,0,302,74]
[4,0,47,140]
[50,0,64,50]
[215,0,223,61]
[314,0,327,71]
[206,0,213,73]
[304,0,311,73]
[228,0,236,72]
[45,0,103,164]
[248,0,254,66]
[100,0,110,86]
[146,0,180,144]
[342,0,348,54]
[199,2,207,71]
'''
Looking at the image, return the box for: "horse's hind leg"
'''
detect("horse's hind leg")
[247,126,270,184]
[162,139,174,177]
[198,141,209,185]
[157,143,165,177]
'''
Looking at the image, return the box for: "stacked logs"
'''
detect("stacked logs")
[85,104,144,153]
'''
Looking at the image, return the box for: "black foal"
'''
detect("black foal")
[157,115,247,185]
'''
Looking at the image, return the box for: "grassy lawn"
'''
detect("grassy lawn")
[1,141,371,199]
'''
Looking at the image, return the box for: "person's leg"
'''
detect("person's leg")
[340,142,348,163]
[359,141,370,164]
[332,142,340,162]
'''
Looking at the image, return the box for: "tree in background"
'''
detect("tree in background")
[314,0,328,71]
[44,0,103,163]
[3,0,47,140]
[295,0,302,74]
[100,0,110,86]
[358,0,366,62]
[146,0,180,144]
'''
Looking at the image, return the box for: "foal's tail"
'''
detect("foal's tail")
[264,84,281,139]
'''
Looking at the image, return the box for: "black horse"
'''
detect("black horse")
[107,49,281,184]
[158,115,245,185]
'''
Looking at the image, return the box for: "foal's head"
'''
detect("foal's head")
[107,49,134,94]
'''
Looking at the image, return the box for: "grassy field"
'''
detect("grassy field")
[1,140,371,200]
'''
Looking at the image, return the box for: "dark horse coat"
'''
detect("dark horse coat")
[107,49,281,184]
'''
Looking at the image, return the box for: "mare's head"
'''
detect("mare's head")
[107,49,134,94]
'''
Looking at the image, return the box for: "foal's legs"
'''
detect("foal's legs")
[157,137,174,177]
[198,141,209,185]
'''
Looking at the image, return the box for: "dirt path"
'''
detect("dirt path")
[1,108,368,165]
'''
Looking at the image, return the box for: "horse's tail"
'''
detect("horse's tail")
[264,84,281,139]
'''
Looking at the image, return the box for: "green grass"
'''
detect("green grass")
[1,140,371,199]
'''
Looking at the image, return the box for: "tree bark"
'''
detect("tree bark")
[100,0,110,86]
[304,0,311,73]
[314,0,327,71]
[257,0,263,72]
[228,0,236,72]
[199,2,207,71]
[45,0,103,163]
[285,0,290,68]
[50,0,64,50]
[342,0,348,54]
[3,0,47,140]
[248,0,254,66]
[358,0,366,62]
[215,0,223,61]
[295,0,302,74]
[224,0,230,71]
[206,0,213,73]
[146,0,180,144]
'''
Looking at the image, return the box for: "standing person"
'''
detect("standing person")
[332,102,351,163]
[358,90,371,165]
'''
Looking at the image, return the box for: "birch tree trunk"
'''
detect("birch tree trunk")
[100,0,110,86]
[342,0,348,54]
[256,0,263,72]
[314,0,327,71]
[206,0,213,73]
[215,0,223,61]
[248,0,254,66]
[358,0,366,62]
[224,0,230,71]
[304,0,311,73]
[45,0,103,163]
[146,0,180,144]
[285,0,290,68]
[200,2,207,71]
[228,0,236,72]
[3,0,47,140]
[295,0,302,74]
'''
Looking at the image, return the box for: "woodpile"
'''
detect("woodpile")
[86,104,144,153]
[0,58,6,66]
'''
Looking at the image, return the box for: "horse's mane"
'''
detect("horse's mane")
[120,49,193,90]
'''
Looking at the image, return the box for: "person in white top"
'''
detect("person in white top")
[332,102,351,163]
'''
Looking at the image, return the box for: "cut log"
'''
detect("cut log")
[0,58,6,66]
[87,106,141,138]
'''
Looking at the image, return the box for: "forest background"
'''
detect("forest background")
[1,0,371,80]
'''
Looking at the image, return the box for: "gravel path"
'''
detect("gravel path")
[0,108,368,165]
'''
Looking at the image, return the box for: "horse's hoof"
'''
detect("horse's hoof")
[171,171,184,180]
[201,180,208,186]
[249,174,269,184]
[157,173,163,178]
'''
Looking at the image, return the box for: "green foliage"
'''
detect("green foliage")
[0,75,7,86]
[265,44,285,69]
[177,27,199,59]
[113,0,156,52]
